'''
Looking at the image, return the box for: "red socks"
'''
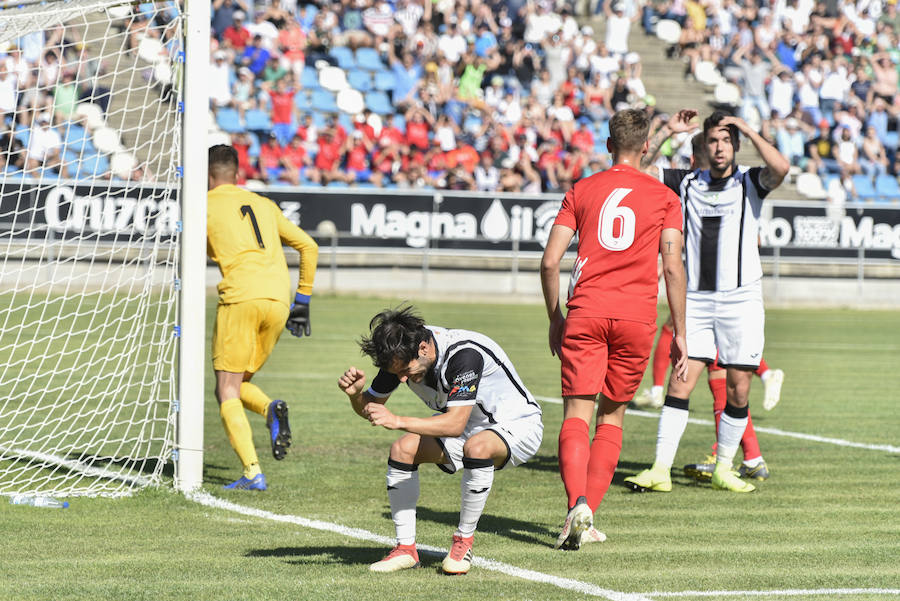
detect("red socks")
[586,424,623,512]
[558,418,590,509]
[653,324,674,387]
[755,358,769,377]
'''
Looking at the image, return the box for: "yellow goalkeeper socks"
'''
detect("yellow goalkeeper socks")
[219,398,260,474]
[240,382,272,417]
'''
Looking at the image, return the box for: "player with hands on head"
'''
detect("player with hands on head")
[207,144,318,491]
[540,108,688,550]
[338,306,543,575]
[626,110,789,494]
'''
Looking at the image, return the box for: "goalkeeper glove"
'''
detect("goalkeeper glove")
[286,293,311,338]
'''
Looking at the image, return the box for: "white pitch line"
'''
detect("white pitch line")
[643,588,900,598]
[534,397,900,454]
[186,491,649,601]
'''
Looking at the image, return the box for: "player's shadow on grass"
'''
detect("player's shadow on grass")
[202,464,241,486]
[394,507,555,547]
[245,545,446,570]
[516,453,559,473]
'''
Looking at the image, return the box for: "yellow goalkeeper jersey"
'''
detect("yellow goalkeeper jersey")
[207,184,318,306]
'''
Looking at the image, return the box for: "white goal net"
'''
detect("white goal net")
[0,0,187,497]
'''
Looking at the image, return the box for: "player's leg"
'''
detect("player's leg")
[556,317,606,547]
[213,303,266,490]
[634,315,673,409]
[757,357,786,411]
[371,433,445,573]
[711,283,765,492]
[684,361,726,481]
[250,301,292,460]
[440,430,511,574]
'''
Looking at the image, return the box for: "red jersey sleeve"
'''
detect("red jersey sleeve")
[662,190,683,231]
[554,188,577,230]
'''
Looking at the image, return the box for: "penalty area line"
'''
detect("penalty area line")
[186,491,648,601]
[535,397,900,454]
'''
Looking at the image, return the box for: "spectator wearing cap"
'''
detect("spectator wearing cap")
[241,35,271,76]
[212,0,249,38]
[210,50,234,107]
[223,10,250,51]
[604,1,639,58]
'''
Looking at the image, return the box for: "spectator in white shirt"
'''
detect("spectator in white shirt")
[0,63,17,119]
[209,51,234,107]
[26,113,63,174]
[768,68,795,119]
[245,12,279,50]
[437,22,467,64]
[604,1,638,58]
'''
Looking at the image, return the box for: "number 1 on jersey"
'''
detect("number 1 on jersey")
[598,188,636,251]
[240,205,265,248]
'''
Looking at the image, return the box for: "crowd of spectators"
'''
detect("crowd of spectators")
[208,0,663,192]
[654,0,900,199]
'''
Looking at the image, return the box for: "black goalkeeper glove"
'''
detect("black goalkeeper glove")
[286,293,311,338]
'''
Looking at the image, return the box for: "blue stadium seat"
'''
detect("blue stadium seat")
[355,47,386,72]
[326,181,349,188]
[245,109,272,132]
[347,69,373,92]
[311,111,328,128]
[330,46,356,70]
[337,112,353,131]
[374,70,396,92]
[874,174,900,201]
[62,124,92,153]
[392,113,406,132]
[294,91,312,111]
[364,91,392,115]
[851,174,877,200]
[300,66,321,90]
[311,90,338,113]
[216,107,244,133]
[247,132,261,157]
[14,128,30,147]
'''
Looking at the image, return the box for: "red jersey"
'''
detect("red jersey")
[554,163,682,323]
[258,142,284,170]
[223,26,250,50]
[315,138,343,170]
[269,90,294,124]
[283,144,307,168]
[346,142,369,171]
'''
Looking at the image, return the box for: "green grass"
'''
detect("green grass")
[2,296,899,601]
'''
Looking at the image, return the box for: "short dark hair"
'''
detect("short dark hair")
[359,305,431,369]
[208,144,239,179]
[703,110,740,151]
[609,108,650,153]
[690,132,708,168]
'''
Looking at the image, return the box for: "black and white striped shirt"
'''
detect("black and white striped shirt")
[661,166,771,292]
[369,326,542,432]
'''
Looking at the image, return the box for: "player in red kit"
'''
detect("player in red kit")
[540,108,694,550]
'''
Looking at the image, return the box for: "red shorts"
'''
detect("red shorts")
[560,316,657,402]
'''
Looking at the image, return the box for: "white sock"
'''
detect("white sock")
[717,412,748,470]
[743,455,763,468]
[386,460,419,545]
[457,458,494,538]
[760,370,771,381]
[655,402,689,470]
[651,385,663,396]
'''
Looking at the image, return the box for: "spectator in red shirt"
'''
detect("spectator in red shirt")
[404,105,433,151]
[570,121,595,154]
[373,136,401,182]
[258,132,286,183]
[282,135,315,185]
[315,127,354,185]
[353,111,376,143]
[265,77,296,145]
[278,17,306,67]
[538,138,565,191]
[378,113,406,147]
[223,10,251,51]
[231,131,260,183]
[342,129,383,186]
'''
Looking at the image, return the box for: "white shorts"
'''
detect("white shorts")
[436,414,543,474]
[686,279,765,369]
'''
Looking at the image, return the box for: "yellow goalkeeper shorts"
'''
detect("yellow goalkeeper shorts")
[212,298,289,374]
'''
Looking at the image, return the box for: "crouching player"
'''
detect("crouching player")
[338,306,543,575]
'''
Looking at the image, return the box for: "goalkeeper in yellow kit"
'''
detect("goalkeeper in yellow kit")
[207,144,319,490]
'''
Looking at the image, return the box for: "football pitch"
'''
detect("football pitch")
[2,295,898,601]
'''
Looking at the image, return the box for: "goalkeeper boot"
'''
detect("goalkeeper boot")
[579,525,608,545]
[554,497,592,550]
[267,400,292,460]
[683,455,717,481]
[223,473,267,491]
[442,535,475,575]
[763,369,785,411]
[624,464,672,493]
[738,459,770,481]
[711,465,756,493]
[370,544,420,573]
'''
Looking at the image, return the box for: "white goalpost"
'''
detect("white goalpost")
[0,0,208,497]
